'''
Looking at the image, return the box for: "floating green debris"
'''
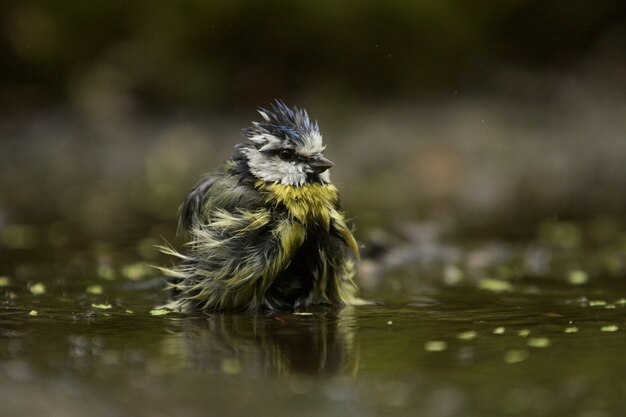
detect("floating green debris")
[386,320,393,325]
[478,278,513,293]
[149,308,170,316]
[492,327,506,335]
[2,224,39,249]
[517,329,531,337]
[443,265,464,285]
[615,298,626,305]
[28,310,38,316]
[589,300,607,307]
[605,304,616,309]
[86,285,103,295]
[424,341,448,352]
[293,312,313,316]
[220,358,242,375]
[0,276,10,287]
[504,349,529,364]
[601,325,619,332]
[29,283,46,296]
[125,309,134,314]
[567,270,589,285]
[91,303,112,310]
[457,330,477,340]
[97,265,116,281]
[564,326,579,333]
[120,262,152,281]
[527,337,551,348]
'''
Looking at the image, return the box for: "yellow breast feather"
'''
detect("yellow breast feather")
[256,181,339,230]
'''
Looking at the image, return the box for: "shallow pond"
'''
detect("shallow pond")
[1,224,626,417]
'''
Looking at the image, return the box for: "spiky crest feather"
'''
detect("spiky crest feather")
[244,99,320,148]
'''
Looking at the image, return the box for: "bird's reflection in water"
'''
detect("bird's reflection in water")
[162,307,359,377]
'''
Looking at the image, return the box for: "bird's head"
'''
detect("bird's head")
[237,100,333,187]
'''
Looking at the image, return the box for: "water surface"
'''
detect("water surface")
[1,229,625,417]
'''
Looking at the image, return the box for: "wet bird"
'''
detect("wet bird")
[160,100,360,312]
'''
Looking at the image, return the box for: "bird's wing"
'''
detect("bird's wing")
[178,164,262,233]
[163,210,306,311]
[329,205,360,261]
[167,164,301,311]
[178,174,219,233]
[320,205,361,305]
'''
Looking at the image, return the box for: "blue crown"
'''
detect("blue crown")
[244,100,320,146]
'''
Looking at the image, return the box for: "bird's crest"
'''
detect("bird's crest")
[243,100,322,152]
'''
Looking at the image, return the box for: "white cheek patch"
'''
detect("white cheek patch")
[244,148,308,187]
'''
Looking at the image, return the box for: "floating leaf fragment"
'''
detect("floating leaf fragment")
[492,327,506,335]
[293,312,313,316]
[91,303,112,310]
[601,325,619,332]
[424,341,447,352]
[28,310,38,316]
[443,265,464,285]
[567,270,589,285]
[517,329,531,337]
[29,283,46,296]
[527,337,551,348]
[589,300,606,307]
[504,349,529,364]
[97,265,116,280]
[564,326,578,333]
[0,276,10,287]
[478,278,513,293]
[149,309,170,316]
[120,262,152,281]
[86,285,103,295]
[221,358,242,375]
[457,331,477,340]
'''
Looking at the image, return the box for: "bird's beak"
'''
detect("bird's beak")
[308,154,334,173]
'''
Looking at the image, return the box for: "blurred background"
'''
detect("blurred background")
[1,0,625,244]
[2,4,626,416]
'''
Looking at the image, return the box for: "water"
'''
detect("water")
[2,230,626,417]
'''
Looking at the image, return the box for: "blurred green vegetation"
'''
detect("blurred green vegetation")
[1,0,625,111]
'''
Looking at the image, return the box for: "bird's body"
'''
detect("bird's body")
[160,101,360,312]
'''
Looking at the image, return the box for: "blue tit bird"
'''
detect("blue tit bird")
[160,100,360,312]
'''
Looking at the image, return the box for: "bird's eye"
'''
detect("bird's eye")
[279,148,296,161]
